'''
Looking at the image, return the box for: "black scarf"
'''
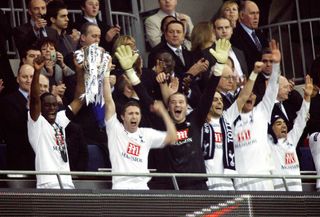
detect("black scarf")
[201,117,236,171]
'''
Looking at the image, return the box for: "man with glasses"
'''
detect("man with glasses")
[216,64,237,110]
[28,56,84,189]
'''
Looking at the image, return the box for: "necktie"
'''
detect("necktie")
[175,48,185,65]
[251,31,262,51]
[226,92,234,103]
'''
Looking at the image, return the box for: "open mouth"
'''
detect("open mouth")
[174,109,182,116]
[130,121,137,126]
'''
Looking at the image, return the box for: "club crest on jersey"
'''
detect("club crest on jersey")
[285,152,296,165]
[127,143,141,156]
[177,129,189,141]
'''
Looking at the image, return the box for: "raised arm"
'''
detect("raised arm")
[115,45,155,108]
[68,57,85,115]
[260,39,281,114]
[236,61,264,111]
[30,56,45,121]
[194,39,231,124]
[103,58,115,121]
[150,100,177,144]
[288,75,313,145]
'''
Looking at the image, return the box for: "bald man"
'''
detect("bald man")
[0,64,36,171]
[272,75,303,131]
[13,0,58,56]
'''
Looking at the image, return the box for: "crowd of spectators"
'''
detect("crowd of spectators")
[0,0,319,191]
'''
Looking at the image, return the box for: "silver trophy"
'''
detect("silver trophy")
[75,43,111,105]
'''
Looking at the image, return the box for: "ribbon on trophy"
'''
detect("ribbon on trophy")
[75,43,111,106]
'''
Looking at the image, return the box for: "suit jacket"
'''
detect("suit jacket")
[148,42,194,79]
[230,22,268,72]
[13,22,58,56]
[232,46,249,78]
[145,9,193,48]
[0,90,35,170]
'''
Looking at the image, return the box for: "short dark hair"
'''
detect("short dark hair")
[168,92,187,105]
[20,44,40,60]
[40,92,56,103]
[46,0,67,26]
[160,15,177,32]
[213,16,232,29]
[80,22,99,35]
[165,20,185,33]
[261,47,272,55]
[121,101,141,116]
[37,38,57,50]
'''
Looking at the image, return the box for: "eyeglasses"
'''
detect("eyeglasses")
[53,123,68,163]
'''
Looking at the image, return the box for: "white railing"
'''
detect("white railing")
[0,170,318,191]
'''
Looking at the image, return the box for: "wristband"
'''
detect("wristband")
[212,63,224,76]
[249,71,258,81]
[125,68,140,85]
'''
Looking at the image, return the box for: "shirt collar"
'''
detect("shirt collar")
[18,88,29,100]
[166,42,182,53]
[158,9,176,17]
[84,16,97,24]
[240,22,255,35]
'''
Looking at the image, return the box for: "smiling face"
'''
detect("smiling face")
[209,92,224,118]
[168,93,187,124]
[17,64,34,92]
[41,94,58,125]
[272,118,288,139]
[28,0,47,21]
[121,105,141,133]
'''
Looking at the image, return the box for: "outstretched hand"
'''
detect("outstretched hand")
[269,39,281,63]
[303,75,313,99]
[209,39,231,64]
[115,45,139,70]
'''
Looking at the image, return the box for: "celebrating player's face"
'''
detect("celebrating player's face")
[272,118,288,139]
[210,92,224,118]
[168,93,187,124]
[121,105,141,133]
[242,92,256,113]
[41,95,59,125]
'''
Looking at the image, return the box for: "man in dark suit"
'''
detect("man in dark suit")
[230,0,268,72]
[13,0,58,56]
[148,20,207,80]
[214,17,248,79]
[271,75,303,131]
[71,0,120,52]
[0,64,35,170]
